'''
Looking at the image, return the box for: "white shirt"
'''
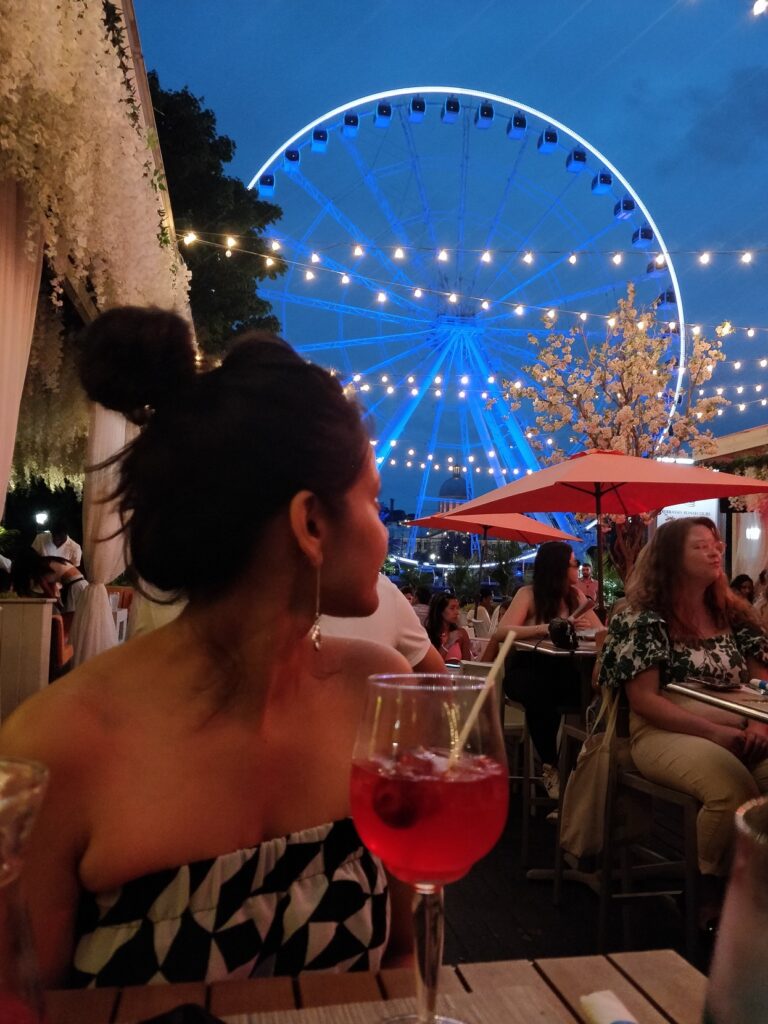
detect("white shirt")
[32,532,82,567]
[320,575,432,668]
[467,604,492,638]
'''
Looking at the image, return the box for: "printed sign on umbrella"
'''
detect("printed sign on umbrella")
[443,449,768,616]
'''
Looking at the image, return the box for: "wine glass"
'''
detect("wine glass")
[704,794,768,1023]
[350,674,508,1024]
[0,758,49,1024]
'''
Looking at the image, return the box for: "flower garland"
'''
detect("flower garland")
[0,0,189,311]
[11,294,90,490]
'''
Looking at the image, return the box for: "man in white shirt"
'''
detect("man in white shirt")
[31,518,82,567]
[321,574,445,673]
[576,562,598,602]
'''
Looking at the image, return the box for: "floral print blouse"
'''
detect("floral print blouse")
[598,607,768,690]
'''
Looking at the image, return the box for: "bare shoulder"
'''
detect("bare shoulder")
[328,635,411,680]
[0,641,139,768]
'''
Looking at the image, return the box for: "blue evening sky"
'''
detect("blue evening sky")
[135,1,767,512]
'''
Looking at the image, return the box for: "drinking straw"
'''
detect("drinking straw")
[448,630,516,765]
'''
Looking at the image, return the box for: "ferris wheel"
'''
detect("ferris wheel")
[249,87,686,549]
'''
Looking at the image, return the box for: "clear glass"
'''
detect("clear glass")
[0,758,49,1024]
[350,674,508,1024]
[703,795,768,1023]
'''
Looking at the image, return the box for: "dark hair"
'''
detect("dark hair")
[399,585,414,597]
[627,517,760,637]
[425,592,455,650]
[415,585,432,605]
[78,308,371,600]
[531,541,579,623]
[479,586,493,600]
[49,516,69,537]
[731,574,754,591]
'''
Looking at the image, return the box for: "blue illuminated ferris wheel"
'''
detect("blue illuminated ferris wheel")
[249,87,686,545]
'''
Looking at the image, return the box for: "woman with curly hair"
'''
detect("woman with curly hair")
[598,516,768,923]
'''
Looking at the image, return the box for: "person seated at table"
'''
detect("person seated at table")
[486,542,603,797]
[598,516,768,926]
[412,585,432,626]
[42,556,89,618]
[31,516,83,568]
[730,573,755,604]
[468,586,495,638]
[426,592,472,663]
[0,307,413,988]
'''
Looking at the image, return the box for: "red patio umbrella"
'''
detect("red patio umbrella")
[407,511,579,591]
[442,449,768,615]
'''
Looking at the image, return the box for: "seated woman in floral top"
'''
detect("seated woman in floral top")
[598,516,768,922]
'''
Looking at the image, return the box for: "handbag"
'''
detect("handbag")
[559,690,619,858]
[548,616,578,650]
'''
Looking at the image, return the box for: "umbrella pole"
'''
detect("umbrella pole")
[474,527,487,619]
[595,484,606,623]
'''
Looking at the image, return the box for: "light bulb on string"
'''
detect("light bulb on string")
[394,247,405,260]
[448,293,458,304]
[699,252,711,265]
[748,328,756,338]
[655,254,666,266]
[270,240,281,252]
[265,256,274,267]
[377,292,387,303]
[414,288,423,298]
[481,250,492,263]
[310,252,320,263]
[353,245,364,257]
[182,231,197,245]
[612,253,623,265]
[741,251,754,264]
[437,249,448,262]
[579,312,587,322]
[515,304,525,316]
[305,270,315,280]
[341,273,350,284]
[481,300,490,310]
[568,253,577,265]
[692,325,701,336]
[523,251,534,265]
[225,249,232,258]
[756,1,768,16]
[226,236,236,249]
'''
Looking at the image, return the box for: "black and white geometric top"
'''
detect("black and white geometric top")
[69,818,390,987]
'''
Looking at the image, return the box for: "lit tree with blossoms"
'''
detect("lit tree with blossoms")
[503,284,729,580]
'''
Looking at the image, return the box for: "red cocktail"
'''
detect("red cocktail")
[350,751,507,884]
[350,675,508,1024]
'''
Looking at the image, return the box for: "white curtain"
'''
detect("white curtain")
[0,180,43,518]
[732,511,768,582]
[70,405,135,665]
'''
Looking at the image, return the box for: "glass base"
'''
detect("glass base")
[380,1016,467,1024]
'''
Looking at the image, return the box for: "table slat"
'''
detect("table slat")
[458,962,578,1020]
[609,950,706,1024]
[535,955,670,1024]
[377,965,465,998]
[44,987,120,1024]
[210,976,297,1016]
[297,970,382,1008]
[115,981,207,1022]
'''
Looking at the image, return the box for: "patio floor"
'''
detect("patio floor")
[444,786,711,973]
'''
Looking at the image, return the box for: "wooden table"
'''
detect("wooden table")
[44,950,705,1024]
[667,680,768,724]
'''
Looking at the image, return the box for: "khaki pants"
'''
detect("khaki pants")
[630,695,768,876]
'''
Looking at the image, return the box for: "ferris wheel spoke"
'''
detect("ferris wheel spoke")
[297,328,431,354]
[344,335,440,382]
[340,133,433,286]
[399,115,451,293]
[259,287,426,326]
[483,174,579,295]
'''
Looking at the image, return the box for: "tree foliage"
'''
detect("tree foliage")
[149,71,286,354]
[503,284,730,579]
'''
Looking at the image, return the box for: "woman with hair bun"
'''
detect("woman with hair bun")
[0,308,412,987]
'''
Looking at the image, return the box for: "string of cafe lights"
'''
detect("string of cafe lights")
[179,231,768,339]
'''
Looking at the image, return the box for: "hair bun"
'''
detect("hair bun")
[79,307,197,423]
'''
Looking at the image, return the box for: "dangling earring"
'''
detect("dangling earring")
[309,566,322,651]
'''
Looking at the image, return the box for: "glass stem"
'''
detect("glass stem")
[412,884,444,1024]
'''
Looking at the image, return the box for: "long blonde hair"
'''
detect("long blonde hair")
[626,517,761,639]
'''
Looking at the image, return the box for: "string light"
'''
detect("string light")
[353,244,364,257]
[394,247,405,260]
[523,251,534,264]
[568,253,577,265]
[176,231,766,336]
[437,249,448,262]
[481,250,492,263]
